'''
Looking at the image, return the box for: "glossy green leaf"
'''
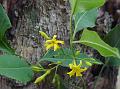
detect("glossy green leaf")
[0,55,33,83]
[40,48,102,67]
[104,25,120,66]
[0,4,14,53]
[69,0,105,14]
[73,29,120,58]
[73,8,98,38]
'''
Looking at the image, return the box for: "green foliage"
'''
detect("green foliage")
[69,0,105,14]
[0,54,33,83]
[0,4,33,83]
[105,25,120,52]
[104,25,120,66]
[73,8,98,38]
[40,48,102,67]
[0,4,14,53]
[73,29,120,58]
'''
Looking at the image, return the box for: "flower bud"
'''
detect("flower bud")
[32,66,42,72]
[75,51,80,56]
[34,70,51,84]
[85,61,92,66]
[39,31,50,39]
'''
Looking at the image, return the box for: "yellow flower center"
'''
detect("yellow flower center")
[45,35,64,51]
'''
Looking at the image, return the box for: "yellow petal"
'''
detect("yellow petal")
[67,70,75,77]
[69,64,73,69]
[56,40,64,44]
[52,35,57,40]
[39,31,50,39]
[44,43,49,47]
[76,65,81,70]
[46,43,54,50]
[80,68,87,72]
[54,44,60,51]
[45,40,53,43]
[76,72,82,77]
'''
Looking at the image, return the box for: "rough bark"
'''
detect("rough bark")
[1,0,70,89]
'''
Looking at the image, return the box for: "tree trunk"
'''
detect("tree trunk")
[0,0,70,89]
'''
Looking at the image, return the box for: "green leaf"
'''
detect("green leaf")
[105,25,120,51]
[104,25,120,66]
[73,29,120,58]
[0,54,33,83]
[40,48,101,67]
[69,0,105,14]
[73,8,98,38]
[0,4,14,53]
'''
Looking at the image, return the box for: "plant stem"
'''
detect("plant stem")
[93,59,109,89]
[69,15,75,59]
[70,15,73,50]
[81,77,87,89]
[70,14,77,60]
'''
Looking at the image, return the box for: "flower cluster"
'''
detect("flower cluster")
[33,31,91,84]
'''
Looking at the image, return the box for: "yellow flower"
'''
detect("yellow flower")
[39,31,64,51]
[45,35,64,51]
[67,60,87,77]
